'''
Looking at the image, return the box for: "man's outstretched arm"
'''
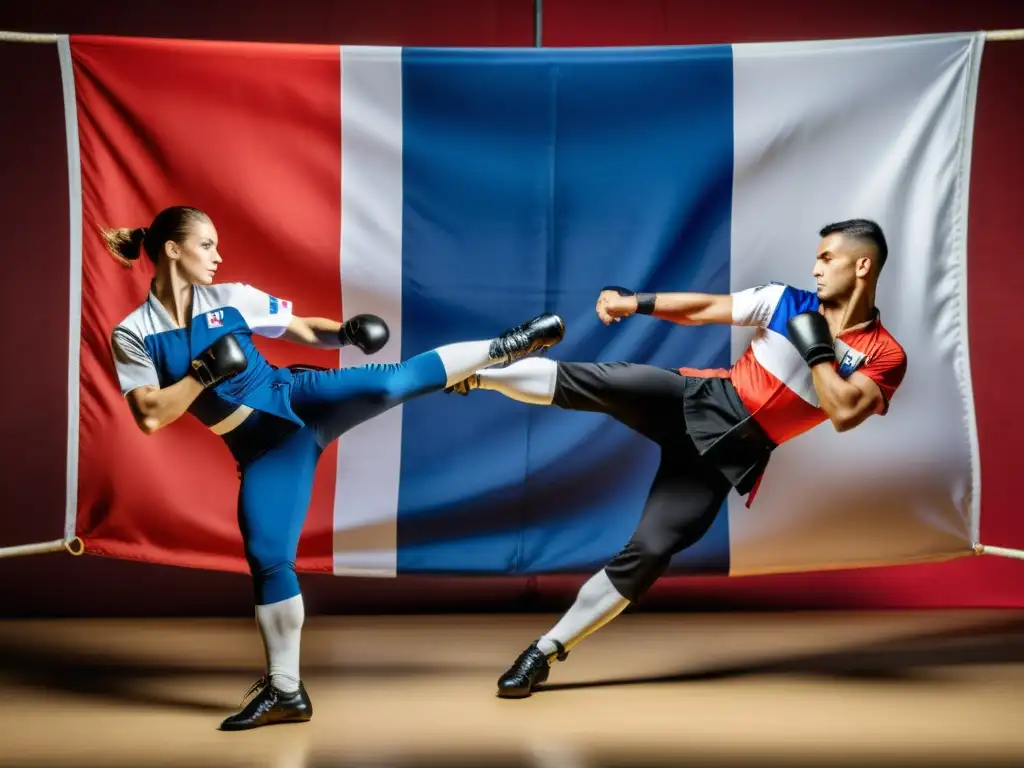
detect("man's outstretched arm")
[596,287,733,326]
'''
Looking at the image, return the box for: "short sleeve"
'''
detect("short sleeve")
[111,326,160,395]
[858,341,907,415]
[233,283,294,338]
[731,283,786,327]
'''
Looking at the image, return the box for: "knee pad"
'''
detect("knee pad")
[603,539,673,603]
[249,557,300,606]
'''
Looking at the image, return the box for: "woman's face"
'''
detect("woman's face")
[167,217,222,285]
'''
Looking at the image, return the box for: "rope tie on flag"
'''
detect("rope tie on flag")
[64,537,85,556]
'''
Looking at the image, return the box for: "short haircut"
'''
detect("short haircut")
[819,219,888,272]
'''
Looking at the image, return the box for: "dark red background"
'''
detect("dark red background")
[1,0,1022,617]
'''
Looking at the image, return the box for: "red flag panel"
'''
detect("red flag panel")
[72,35,342,575]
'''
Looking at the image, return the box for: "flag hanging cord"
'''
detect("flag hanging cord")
[0,31,58,42]
[986,29,1024,41]
[0,537,84,560]
[974,544,1024,561]
[2,29,1024,45]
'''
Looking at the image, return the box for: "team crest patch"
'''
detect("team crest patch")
[206,310,224,328]
[837,348,866,378]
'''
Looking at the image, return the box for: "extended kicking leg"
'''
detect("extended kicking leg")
[434,311,565,388]
[448,356,559,404]
[290,312,565,446]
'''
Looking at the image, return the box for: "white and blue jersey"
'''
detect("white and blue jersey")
[111,283,301,436]
[110,280,452,606]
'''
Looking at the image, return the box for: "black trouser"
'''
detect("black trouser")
[553,362,732,602]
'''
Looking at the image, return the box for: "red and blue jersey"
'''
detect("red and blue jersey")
[681,282,908,446]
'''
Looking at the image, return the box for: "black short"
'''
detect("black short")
[554,360,702,446]
[551,361,734,601]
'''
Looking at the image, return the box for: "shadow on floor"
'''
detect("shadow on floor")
[539,614,1024,693]
[0,636,494,714]
[1,613,1023,716]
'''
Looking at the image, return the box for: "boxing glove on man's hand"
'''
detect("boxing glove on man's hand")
[190,334,248,387]
[787,311,835,368]
[339,314,390,355]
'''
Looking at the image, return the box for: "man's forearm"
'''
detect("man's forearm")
[649,292,732,325]
[810,365,864,431]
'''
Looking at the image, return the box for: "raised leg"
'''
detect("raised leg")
[452,359,690,445]
[291,312,565,446]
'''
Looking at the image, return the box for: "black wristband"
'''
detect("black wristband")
[602,286,656,315]
[635,293,657,315]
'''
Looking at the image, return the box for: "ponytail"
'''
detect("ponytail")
[102,226,148,267]
[101,206,209,268]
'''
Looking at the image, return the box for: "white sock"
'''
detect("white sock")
[536,569,629,657]
[433,341,505,387]
[476,357,558,405]
[255,593,304,693]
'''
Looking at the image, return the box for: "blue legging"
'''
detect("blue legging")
[238,350,447,604]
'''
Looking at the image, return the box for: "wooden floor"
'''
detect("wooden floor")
[1,610,1023,766]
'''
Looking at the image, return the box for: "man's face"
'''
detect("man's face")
[812,233,874,302]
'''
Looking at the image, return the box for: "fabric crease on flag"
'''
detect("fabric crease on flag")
[60,32,984,579]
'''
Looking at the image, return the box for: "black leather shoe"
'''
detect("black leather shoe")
[490,313,565,366]
[219,677,313,731]
[496,640,568,699]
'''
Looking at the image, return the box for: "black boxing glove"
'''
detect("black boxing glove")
[339,314,390,355]
[602,285,657,315]
[190,334,248,387]
[787,311,835,368]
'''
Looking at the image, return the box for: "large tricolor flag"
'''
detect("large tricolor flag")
[61,32,984,579]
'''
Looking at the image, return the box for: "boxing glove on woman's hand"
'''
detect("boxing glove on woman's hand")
[190,334,248,387]
[339,314,390,355]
